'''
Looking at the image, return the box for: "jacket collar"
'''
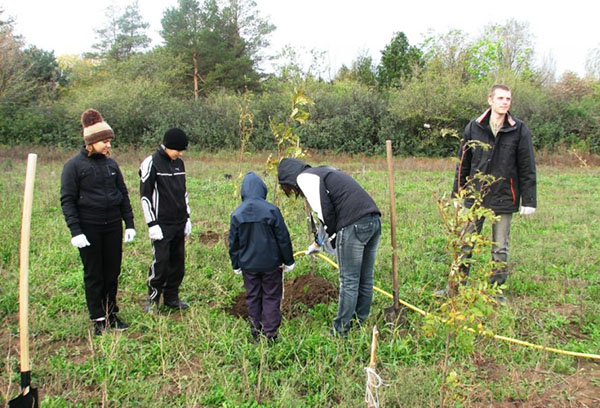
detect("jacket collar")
[157,145,172,161]
[476,109,516,127]
[79,146,106,160]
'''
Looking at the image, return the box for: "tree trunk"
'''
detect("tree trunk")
[192,51,199,101]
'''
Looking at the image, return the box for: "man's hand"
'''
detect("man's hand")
[519,206,536,216]
[282,263,295,273]
[123,228,136,243]
[305,242,321,255]
[184,219,192,236]
[148,225,164,241]
[71,234,91,248]
[233,268,242,275]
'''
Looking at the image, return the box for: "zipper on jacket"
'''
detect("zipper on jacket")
[510,178,516,204]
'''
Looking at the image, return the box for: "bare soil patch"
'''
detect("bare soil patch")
[194,230,227,247]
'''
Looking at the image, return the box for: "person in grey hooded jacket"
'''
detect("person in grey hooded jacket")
[278,158,381,337]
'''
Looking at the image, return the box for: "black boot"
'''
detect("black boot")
[93,319,107,336]
[164,298,189,310]
[109,314,130,330]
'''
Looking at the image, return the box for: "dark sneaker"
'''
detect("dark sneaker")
[164,299,189,310]
[144,297,159,313]
[93,319,107,336]
[109,315,129,331]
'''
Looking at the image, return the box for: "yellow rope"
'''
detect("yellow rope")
[294,251,600,361]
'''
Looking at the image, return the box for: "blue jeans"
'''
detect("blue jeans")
[333,214,381,335]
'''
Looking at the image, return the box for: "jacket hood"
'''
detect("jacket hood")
[277,158,311,188]
[241,172,267,200]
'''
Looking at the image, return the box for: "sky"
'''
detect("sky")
[2,0,599,79]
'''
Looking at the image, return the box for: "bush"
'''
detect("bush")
[299,80,387,155]
[1,69,599,156]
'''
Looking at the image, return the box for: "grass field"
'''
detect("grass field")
[1,146,599,407]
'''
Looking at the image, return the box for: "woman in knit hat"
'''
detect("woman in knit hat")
[60,109,136,336]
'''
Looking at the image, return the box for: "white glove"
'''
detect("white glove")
[184,219,192,236]
[305,242,321,255]
[519,206,536,216]
[71,234,91,248]
[282,263,295,273]
[123,228,136,243]
[148,225,164,241]
[233,268,242,275]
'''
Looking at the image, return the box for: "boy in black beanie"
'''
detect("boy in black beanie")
[139,128,192,312]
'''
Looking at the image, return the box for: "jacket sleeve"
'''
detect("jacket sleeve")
[139,156,158,227]
[183,160,191,219]
[517,123,537,208]
[115,164,135,229]
[228,214,240,270]
[452,122,473,196]
[297,172,337,234]
[60,159,82,237]
[273,207,294,266]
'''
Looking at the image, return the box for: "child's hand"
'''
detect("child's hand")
[148,225,164,241]
[123,228,136,243]
[71,234,91,248]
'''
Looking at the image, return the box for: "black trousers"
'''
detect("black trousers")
[242,267,283,339]
[148,222,185,303]
[78,222,123,320]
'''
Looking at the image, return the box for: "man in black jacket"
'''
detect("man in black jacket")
[229,172,294,341]
[450,84,537,297]
[139,128,191,312]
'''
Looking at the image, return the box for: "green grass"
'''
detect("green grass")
[1,147,600,407]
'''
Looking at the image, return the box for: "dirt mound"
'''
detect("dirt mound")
[195,230,227,246]
[228,274,338,319]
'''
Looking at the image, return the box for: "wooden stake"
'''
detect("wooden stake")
[386,140,399,310]
[366,325,380,408]
[19,154,37,375]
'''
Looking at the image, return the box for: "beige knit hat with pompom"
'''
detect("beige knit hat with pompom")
[81,109,114,145]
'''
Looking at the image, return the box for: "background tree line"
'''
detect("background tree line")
[1,0,600,156]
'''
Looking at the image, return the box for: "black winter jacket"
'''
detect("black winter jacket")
[60,147,135,237]
[229,172,294,273]
[139,146,189,227]
[453,110,537,214]
[278,158,381,236]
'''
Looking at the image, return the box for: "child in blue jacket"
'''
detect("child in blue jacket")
[228,172,295,341]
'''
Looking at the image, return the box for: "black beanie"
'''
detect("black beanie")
[163,128,189,150]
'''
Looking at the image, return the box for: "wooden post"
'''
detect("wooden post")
[19,154,37,375]
[366,325,380,408]
[386,140,399,310]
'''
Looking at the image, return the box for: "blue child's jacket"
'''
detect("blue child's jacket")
[228,172,294,273]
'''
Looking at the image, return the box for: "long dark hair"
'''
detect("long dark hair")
[280,183,302,198]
